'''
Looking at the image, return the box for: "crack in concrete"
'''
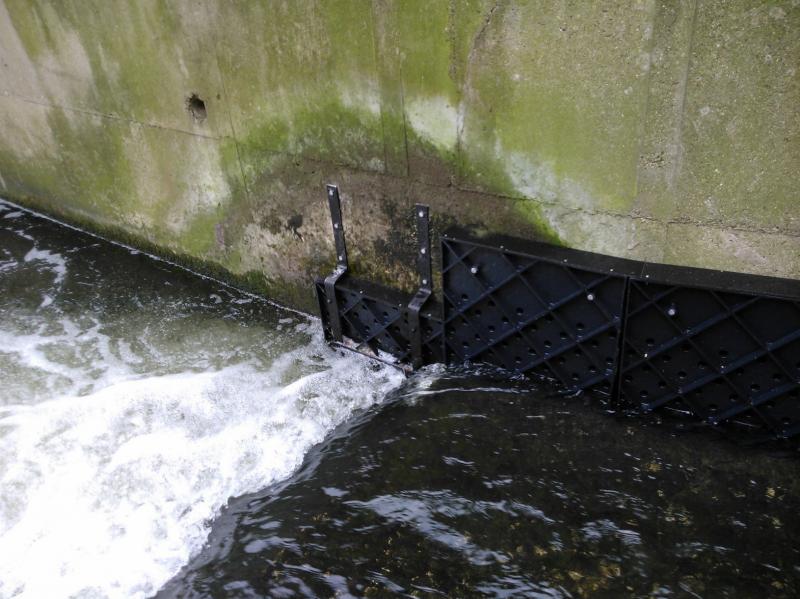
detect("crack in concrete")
[633,0,662,202]
[201,0,250,205]
[370,0,410,178]
[664,218,800,239]
[369,0,389,176]
[669,0,699,193]
[469,0,501,64]
[8,85,790,240]
[0,90,222,141]
[456,0,502,187]
[291,153,799,240]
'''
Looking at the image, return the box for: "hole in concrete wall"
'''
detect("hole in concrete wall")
[186,93,207,122]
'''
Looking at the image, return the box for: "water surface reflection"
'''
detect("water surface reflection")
[160,368,799,598]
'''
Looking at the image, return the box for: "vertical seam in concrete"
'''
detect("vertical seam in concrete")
[670,0,699,193]
[399,60,410,178]
[217,71,250,200]
[633,1,668,263]
[370,0,409,178]
[220,72,250,200]
[456,0,502,188]
[451,0,463,187]
[447,0,457,84]
[633,1,661,203]
[368,0,389,175]
[468,0,501,62]
[203,1,250,201]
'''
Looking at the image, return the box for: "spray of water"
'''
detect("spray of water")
[0,201,406,598]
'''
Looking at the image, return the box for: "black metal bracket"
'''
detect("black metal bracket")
[315,189,443,371]
[312,186,800,442]
[408,204,432,369]
[323,184,348,342]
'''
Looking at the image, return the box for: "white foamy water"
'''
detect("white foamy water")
[0,201,405,598]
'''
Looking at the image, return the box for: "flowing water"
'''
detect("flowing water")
[1,200,798,599]
[0,201,404,598]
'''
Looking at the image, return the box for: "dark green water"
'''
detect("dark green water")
[158,368,800,598]
[1,200,798,599]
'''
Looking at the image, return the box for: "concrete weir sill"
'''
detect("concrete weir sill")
[0,0,797,316]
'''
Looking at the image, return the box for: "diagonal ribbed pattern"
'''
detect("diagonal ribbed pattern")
[441,238,626,396]
[315,278,444,367]
[619,280,800,439]
[314,207,800,442]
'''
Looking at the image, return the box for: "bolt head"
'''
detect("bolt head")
[418,210,424,218]
[422,278,428,285]
[667,307,677,317]
[420,247,427,254]
[587,293,595,301]
[470,266,479,274]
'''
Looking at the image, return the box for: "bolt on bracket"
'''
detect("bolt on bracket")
[408,204,432,369]
[323,184,348,342]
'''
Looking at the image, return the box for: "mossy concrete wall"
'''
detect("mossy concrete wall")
[0,0,797,312]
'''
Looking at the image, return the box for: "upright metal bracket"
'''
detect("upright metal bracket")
[408,204,432,368]
[323,184,348,342]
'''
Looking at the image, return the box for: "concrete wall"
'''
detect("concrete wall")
[0,0,797,312]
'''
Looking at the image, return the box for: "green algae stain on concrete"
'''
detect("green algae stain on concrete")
[393,0,459,158]
[5,0,227,137]
[214,0,384,171]
[390,0,492,184]
[1,0,798,314]
[674,0,800,234]
[459,1,657,216]
[205,94,562,309]
[48,108,137,220]
[2,0,59,60]
[389,0,655,233]
[225,94,562,237]
[0,97,138,228]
